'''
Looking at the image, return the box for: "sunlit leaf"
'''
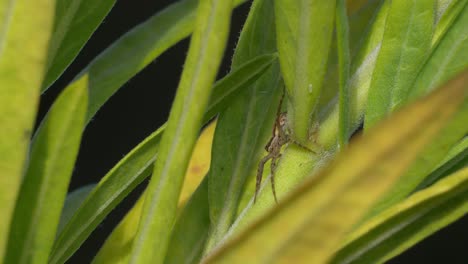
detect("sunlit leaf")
[0,0,55,256]
[5,78,87,264]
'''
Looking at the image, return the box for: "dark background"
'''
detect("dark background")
[37,0,468,263]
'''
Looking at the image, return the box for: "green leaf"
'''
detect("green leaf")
[275,0,336,145]
[363,3,468,218]
[318,0,390,149]
[319,0,385,111]
[202,71,468,264]
[365,0,434,129]
[41,0,115,90]
[336,0,351,148]
[0,0,55,256]
[409,1,468,100]
[49,54,276,264]
[205,0,282,251]
[4,77,88,264]
[332,166,468,264]
[433,0,467,46]
[57,184,96,235]
[128,1,234,262]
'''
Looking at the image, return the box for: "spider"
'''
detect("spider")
[254,91,318,203]
[254,109,289,203]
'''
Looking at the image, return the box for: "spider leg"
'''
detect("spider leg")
[290,139,317,154]
[270,154,281,204]
[254,154,273,203]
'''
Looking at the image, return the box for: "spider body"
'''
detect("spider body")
[254,92,290,203]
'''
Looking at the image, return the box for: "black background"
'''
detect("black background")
[38,0,468,263]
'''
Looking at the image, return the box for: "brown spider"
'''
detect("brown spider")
[254,109,289,203]
[254,91,317,204]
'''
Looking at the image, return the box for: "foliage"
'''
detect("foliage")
[0,0,467,263]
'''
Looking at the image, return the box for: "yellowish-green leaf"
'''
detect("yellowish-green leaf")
[365,0,434,128]
[5,77,88,264]
[203,71,467,264]
[332,167,468,264]
[0,0,55,257]
[275,0,336,145]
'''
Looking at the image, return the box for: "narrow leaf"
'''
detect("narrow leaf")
[5,78,88,264]
[0,0,55,256]
[129,1,233,262]
[206,0,282,251]
[49,54,276,264]
[365,0,434,128]
[57,184,96,235]
[332,167,468,264]
[318,0,389,149]
[39,0,247,126]
[41,0,115,90]
[203,71,467,264]
[275,0,336,145]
